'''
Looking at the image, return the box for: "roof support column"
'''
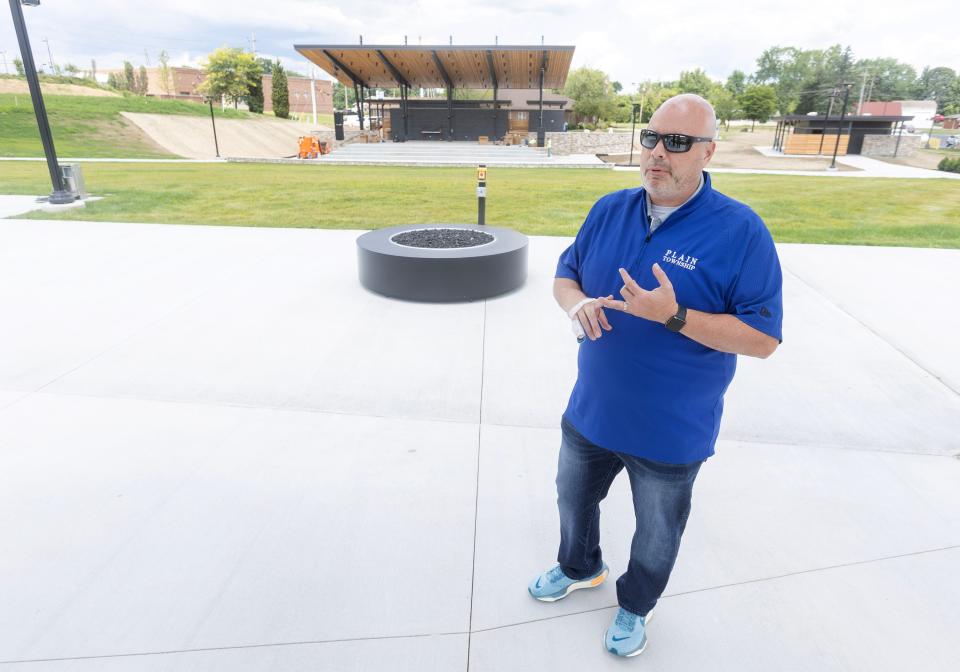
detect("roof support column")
[354,82,364,130]
[447,86,453,141]
[537,51,548,147]
[402,84,409,141]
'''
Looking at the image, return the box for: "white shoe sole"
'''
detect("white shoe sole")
[605,608,654,657]
[532,567,609,602]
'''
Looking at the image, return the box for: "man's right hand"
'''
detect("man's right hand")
[571,295,615,341]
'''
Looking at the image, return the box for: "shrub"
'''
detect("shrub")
[938,157,960,173]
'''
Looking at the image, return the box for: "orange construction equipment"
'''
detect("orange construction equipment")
[298,136,330,159]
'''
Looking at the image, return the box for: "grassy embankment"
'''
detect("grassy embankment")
[0,92,255,158]
[1,162,958,247]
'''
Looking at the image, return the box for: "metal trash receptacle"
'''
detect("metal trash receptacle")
[59,163,86,200]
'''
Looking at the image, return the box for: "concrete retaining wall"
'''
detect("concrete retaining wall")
[861,135,921,158]
[529,131,635,155]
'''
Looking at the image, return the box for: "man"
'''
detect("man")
[527,94,783,658]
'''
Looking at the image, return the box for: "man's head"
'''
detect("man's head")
[640,94,717,206]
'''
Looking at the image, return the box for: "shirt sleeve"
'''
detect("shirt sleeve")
[555,200,602,282]
[727,222,784,343]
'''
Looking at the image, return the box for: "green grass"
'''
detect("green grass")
[0,93,256,159]
[1,162,959,247]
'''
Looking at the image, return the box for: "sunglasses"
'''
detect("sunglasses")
[639,129,714,153]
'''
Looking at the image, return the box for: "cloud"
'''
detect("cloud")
[1,0,954,85]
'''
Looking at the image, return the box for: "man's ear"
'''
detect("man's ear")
[702,141,717,166]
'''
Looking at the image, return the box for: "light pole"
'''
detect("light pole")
[205,97,220,158]
[8,0,73,204]
[629,102,640,166]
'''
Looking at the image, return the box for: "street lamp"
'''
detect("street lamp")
[8,0,74,204]
[629,102,640,166]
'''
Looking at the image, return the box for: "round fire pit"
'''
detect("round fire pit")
[357,224,528,302]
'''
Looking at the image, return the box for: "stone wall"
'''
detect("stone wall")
[861,134,921,158]
[530,131,636,156]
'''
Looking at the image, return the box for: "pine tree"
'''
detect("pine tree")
[247,74,264,113]
[138,65,149,95]
[123,61,135,91]
[271,60,289,119]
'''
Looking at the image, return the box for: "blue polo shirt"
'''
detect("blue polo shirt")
[556,172,783,464]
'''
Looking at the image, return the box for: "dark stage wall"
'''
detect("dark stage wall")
[388,107,565,141]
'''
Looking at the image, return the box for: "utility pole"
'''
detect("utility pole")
[856,70,868,114]
[41,36,53,71]
[310,66,318,126]
[143,49,150,66]
[250,33,257,56]
[829,83,852,171]
[865,76,875,105]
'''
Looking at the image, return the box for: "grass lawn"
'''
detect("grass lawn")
[1,162,959,247]
[0,93,255,159]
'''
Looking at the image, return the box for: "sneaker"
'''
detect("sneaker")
[527,562,609,602]
[604,607,654,657]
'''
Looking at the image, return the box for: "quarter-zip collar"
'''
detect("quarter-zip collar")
[639,171,713,241]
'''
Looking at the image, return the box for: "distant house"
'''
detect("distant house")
[944,114,960,130]
[860,100,937,129]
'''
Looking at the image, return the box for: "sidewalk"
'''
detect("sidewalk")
[0,218,958,671]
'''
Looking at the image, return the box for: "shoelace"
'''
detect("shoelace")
[615,608,637,632]
[546,565,567,583]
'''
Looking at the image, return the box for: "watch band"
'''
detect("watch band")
[665,304,687,332]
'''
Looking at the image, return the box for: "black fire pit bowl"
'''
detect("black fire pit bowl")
[357,224,529,302]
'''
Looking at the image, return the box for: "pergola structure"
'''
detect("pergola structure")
[293,44,575,143]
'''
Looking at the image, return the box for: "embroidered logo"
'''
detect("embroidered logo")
[662,249,698,271]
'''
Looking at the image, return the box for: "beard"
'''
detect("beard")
[643,160,698,204]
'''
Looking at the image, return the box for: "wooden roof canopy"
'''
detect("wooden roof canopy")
[293,44,576,90]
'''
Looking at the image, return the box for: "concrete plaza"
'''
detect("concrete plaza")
[0,213,958,671]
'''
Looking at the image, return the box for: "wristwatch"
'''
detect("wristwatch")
[665,304,687,333]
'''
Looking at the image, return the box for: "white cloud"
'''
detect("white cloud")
[1,0,955,84]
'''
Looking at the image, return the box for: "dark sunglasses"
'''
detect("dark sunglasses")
[639,129,714,153]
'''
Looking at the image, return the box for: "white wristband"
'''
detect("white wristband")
[568,297,595,340]
[567,297,595,319]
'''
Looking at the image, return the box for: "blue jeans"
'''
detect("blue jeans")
[556,415,704,617]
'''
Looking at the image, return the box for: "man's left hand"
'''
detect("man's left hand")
[600,265,678,324]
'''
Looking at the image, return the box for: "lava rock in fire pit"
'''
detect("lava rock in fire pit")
[392,228,495,249]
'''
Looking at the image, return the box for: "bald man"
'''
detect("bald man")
[528,94,783,657]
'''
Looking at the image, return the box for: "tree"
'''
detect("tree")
[89,59,97,81]
[107,72,124,89]
[123,61,135,91]
[247,73,264,113]
[677,68,715,98]
[641,83,680,123]
[158,50,173,95]
[63,63,79,76]
[612,80,623,94]
[917,66,959,114]
[853,58,917,102]
[137,65,149,95]
[563,67,616,124]
[333,81,355,110]
[725,70,747,98]
[199,47,261,108]
[739,85,777,130]
[13,57,24,77]
[708,85,738,129]
[271,60,290,118]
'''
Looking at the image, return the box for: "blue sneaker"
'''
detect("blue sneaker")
[527,562,609,602]
[604,607,654,657]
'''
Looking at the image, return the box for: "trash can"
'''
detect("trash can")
[334,112,345,141]
[59,163,86,200]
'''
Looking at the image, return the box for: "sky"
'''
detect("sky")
[1,0,956,88]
